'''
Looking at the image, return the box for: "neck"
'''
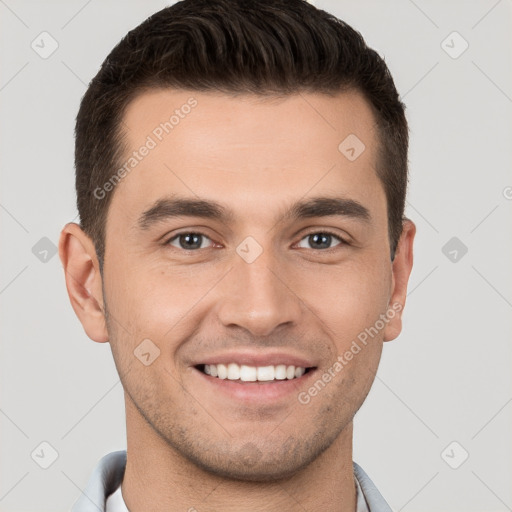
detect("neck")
[121,398,357,512]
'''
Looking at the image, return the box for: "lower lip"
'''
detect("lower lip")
[193,367,318,403]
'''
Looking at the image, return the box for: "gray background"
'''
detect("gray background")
[1,0,511,511]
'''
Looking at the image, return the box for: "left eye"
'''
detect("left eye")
[167,232,213,250]
[296,232,345,250]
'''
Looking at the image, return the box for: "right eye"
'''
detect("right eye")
[165,232,214,251]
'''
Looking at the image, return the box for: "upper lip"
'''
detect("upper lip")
[192,350,317,368]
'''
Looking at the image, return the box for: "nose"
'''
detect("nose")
[215,244,303,338]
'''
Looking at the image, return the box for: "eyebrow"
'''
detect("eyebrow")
[137,195,371,230]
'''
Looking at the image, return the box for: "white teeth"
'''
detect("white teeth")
[227,363,240,380]
[257,366,274,381]
[294,366,305,378]
[239,365,257,381]
[202,363,308,381]
[217,363,228,379]
[275,364,287,380]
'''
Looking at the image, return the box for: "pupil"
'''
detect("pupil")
[310,233,331,249]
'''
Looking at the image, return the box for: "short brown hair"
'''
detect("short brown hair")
[75,0,409,271]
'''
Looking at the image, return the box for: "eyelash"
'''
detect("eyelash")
[164,230,349,252]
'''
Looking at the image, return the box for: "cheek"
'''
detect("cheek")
[294,256,392,343]
[104,262,218,353]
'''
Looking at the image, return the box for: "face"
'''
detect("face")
[61,88,415,481]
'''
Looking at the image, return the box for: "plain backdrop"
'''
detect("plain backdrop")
[1,1,511,511]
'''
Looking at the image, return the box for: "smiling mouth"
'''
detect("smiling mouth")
[195,363,316,382]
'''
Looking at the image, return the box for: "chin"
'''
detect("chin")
[174,435,331,483]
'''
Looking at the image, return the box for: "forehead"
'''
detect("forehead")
[108,88,384,229]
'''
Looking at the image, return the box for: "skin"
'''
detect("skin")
[59,88,415,511]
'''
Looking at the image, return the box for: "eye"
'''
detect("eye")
[296,231,346,250]
[166,232,214,250]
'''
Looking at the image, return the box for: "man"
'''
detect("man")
[59,0,415,510]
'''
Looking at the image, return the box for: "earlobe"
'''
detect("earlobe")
[58,222,109,343]
[383,219,416,342]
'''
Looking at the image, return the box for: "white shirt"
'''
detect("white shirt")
[71,450,392,512]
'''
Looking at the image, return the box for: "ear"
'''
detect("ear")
[383,219,416,342]
[58,222,109,343]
